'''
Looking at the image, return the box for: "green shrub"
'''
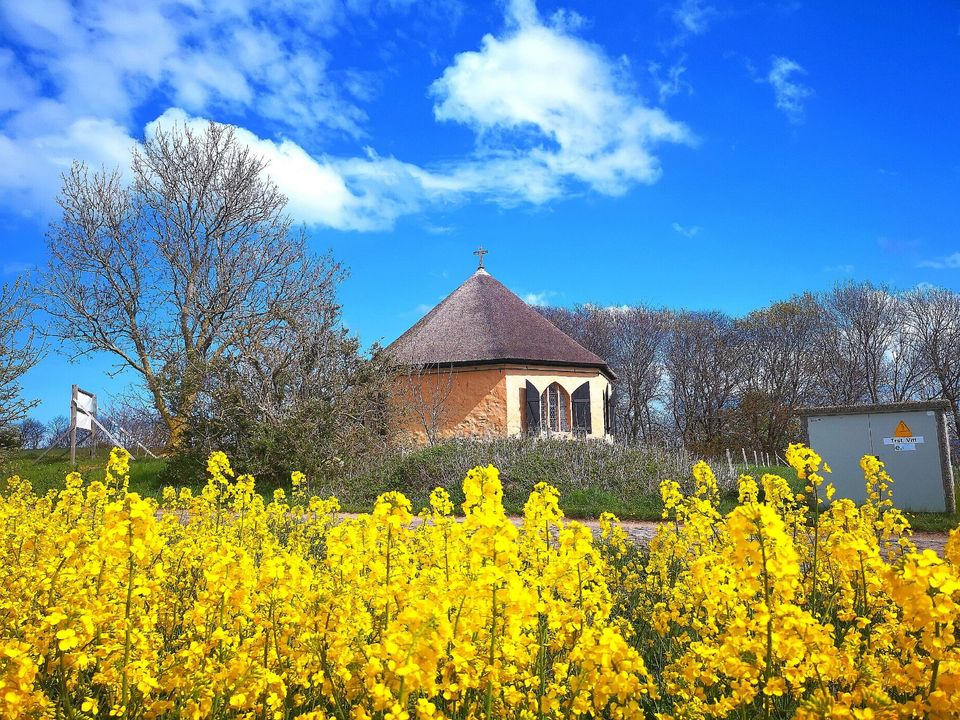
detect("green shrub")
[321,436,750,517]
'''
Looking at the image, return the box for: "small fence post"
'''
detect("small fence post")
[70,384,77,467]
[90,394,98,459]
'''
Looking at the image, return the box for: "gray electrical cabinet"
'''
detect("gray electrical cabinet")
[800,401,955,513]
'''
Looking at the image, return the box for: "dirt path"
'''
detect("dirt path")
[341,513,949,555]
[578,519,950,556]
[901,532,948,555]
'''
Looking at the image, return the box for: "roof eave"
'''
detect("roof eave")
[394,357,617,382]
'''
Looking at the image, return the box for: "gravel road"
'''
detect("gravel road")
[341,514,951,556]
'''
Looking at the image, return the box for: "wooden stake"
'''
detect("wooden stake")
[91,394,98,459]
[70,384,77,466]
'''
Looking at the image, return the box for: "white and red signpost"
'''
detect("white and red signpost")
[70,385,97,465]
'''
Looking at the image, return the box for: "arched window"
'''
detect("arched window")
[540,382,570,432]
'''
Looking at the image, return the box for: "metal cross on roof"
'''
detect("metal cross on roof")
[473,245,488,270]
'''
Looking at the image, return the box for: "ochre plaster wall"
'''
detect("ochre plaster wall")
[393,367,508,444]
[393,364,613,445]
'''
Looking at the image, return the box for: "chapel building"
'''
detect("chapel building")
[387,255,615,444]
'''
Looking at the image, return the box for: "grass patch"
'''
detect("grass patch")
[3,444,957,533]
[749,464,801,486]
[903,512,960,533]
[906,477,960,532]
[2,448,177,499]
[554,487,663,520]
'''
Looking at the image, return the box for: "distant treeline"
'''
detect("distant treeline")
[539,282,960,455]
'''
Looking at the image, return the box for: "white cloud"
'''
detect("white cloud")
[768,56,813,124]
[155,0,696,228]
[0,49,39,115]
[0,0,695,230]
[671,0,718,42]
[506,0,540,29]
[0,117,136,211]
[0,0,401,213]
[917,252,960,270]
[523,291,555,306]
[671,222,701,238]
[0,0,373,138]
[549,8,588,32]
[148,108,443,232]
[0,102,436,230]
[649,57,692,105]
[430,2,694,200]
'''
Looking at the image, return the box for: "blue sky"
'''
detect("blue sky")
[2,0,959,421]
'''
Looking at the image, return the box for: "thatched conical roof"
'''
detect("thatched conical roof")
[387,269,613,378]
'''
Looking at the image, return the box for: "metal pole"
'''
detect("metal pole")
[70,384,77,466]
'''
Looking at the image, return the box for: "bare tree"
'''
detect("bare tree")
[45,121,342,451]
[607,306,668,443]
[537,306,584,345]
[822,282,897,404]
[18,418,46,450]
[665,311,746,454]
[885,297,929,402]
[539,304,668,442]
[732,294,821,452]
[0,279,41,447]
[904,287,960,433]
[809,323,869,405]
[566,306,620,362]
[99,398,169,453]
[45,415,71,448]
[396,358,456,446]
[539,284,960,452]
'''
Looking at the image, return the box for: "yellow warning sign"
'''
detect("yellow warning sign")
[894,421,913,438]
